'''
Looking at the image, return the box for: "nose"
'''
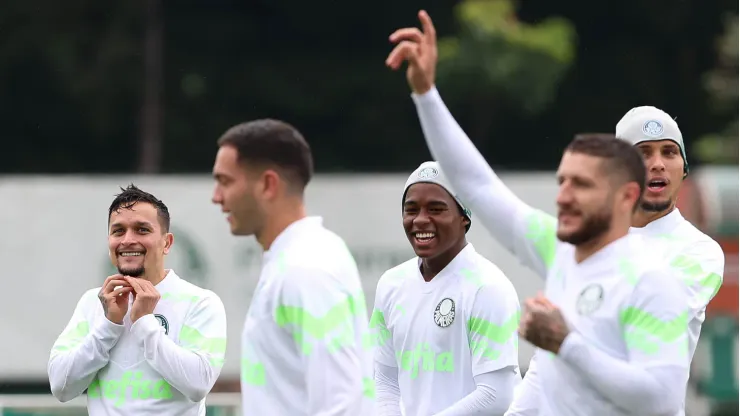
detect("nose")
[556,184,574,207]
[212,187,223,205]
[120,230,138,246]
[645,153,666,172]
[412,211,431,228]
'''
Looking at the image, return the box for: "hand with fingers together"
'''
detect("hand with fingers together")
[125,276,161,323]
[519,294,570,354]
[386,9,438,95]
[98,274,133,325]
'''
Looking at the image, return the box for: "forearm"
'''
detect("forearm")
[412,87,532,219]
[434,369,517,416]
[131,315,219,402]
[559,332,686,415]
[48,318,124,402]
[504,355,541,416]
[375,362,403,416]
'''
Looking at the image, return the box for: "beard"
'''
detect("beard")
[640,200,672,213]
[557,206,612,246]
[117,264,145,277]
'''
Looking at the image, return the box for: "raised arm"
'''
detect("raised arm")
[387,10,558,277]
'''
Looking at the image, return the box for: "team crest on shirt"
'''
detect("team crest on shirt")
[418,167,439,180]
[576,284,604,315]
[154,314,169,335]
[642,120,664,137]
[434,298,456,328]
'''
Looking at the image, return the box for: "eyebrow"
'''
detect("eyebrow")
[110,220,154,230]
[403,200,449,207]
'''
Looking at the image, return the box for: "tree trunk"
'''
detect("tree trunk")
[138,0,163,173]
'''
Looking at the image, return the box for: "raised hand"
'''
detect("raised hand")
[125,277,161,323]
[98,274,132,325]
[385,10,439,95]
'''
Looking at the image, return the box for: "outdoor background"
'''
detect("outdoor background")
[0,1,737,415]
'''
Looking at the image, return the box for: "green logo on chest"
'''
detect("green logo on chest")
[396,343,455,379]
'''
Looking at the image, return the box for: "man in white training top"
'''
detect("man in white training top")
[49,184,228,416]
[385,10,724,416]
[372,161,520,416]
[211,119,374,416]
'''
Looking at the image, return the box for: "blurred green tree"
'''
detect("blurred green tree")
[435,0,576,143]
[695,13,738,165]
[438,0,576,114]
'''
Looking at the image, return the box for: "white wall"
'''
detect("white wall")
[0,172,570,379]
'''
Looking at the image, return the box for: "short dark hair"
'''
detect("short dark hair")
[108,184,171,232]
[574,132,616,141]
[217,119,314,192]
[565,135,647,204]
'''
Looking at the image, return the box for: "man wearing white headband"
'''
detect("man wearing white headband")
[369,161,521,416]
[385,10,724,416]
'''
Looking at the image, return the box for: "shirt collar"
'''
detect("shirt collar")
[416,243,477,281]
[629,208,684,236]
[263,216,323,262]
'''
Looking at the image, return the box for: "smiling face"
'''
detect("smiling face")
[635,140,684,213]
[108,202,173,277]
[402,183,468,259]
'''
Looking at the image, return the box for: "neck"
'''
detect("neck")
[257,197,307,251]
[420,240,467,281]
[143,268,168,286]
[632,205,675,228]
[574,222,629,263]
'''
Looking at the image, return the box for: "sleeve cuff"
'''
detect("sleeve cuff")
[130,314,163,342]
[558,331,585,365]
[92,316,126,340]
[411,85,440,105]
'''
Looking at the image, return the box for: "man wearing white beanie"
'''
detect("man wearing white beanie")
[384,10,724,416]
[369,161,521,416]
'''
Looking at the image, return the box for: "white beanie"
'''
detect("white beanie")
[615,105,689,173]
[402,161,472,232]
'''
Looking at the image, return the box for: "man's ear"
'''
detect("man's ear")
[163,233,174,255]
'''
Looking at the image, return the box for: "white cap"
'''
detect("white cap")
[402,161,472,232]
[615,105,689,172]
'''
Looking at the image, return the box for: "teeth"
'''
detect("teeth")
[415,232,435,240]
[120,252,143,257]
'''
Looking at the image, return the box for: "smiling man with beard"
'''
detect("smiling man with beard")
[371,161,520,416]
[48,184,227,416]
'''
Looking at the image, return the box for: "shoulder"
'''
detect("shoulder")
[378,258,418,288]
[79,287,102,308]
[665,219,724,263]
[464,252,517,295]
[631,265,687,305]
[168,274,225,311]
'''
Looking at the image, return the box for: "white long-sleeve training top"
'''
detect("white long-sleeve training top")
[48,270,227,416]
[371,244,520,416]
[240,216,375,416]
